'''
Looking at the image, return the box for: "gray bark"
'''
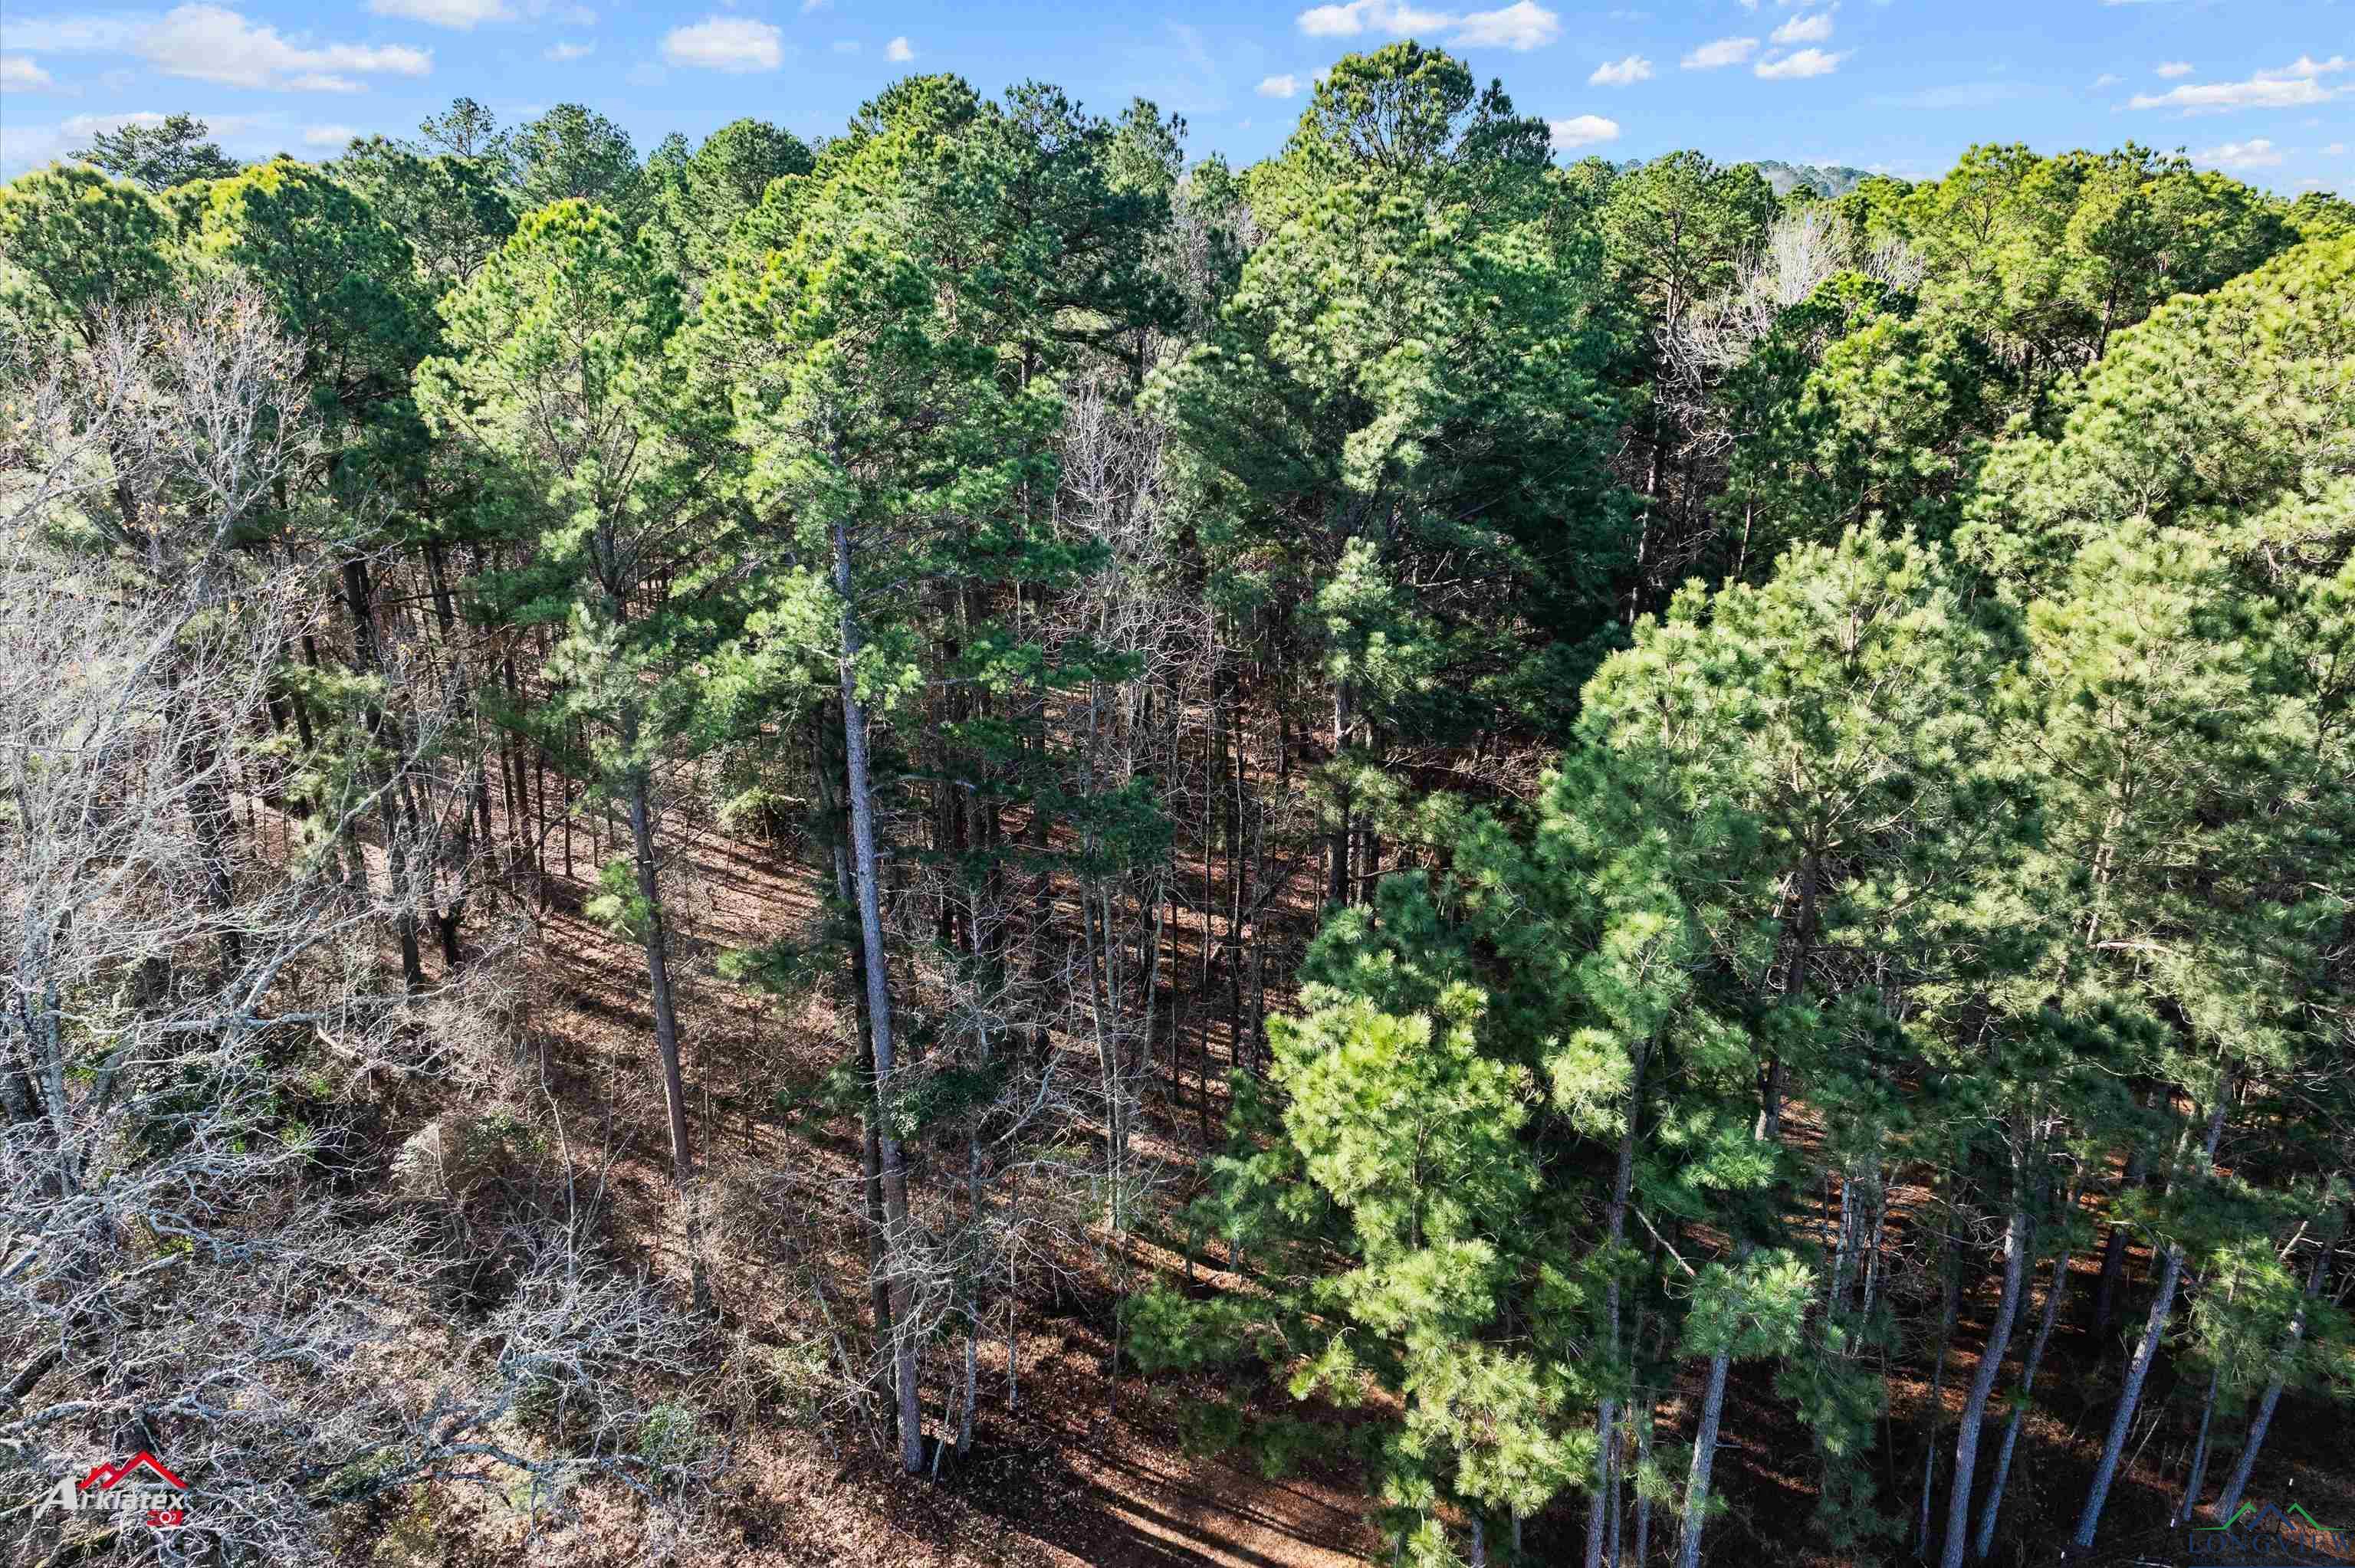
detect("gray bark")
[833,519,926,1477]
[1325,681,1352,908]
[1588,1040,1650,1568]
[1917,1247,1961,1556]
[627,774,692,1184]
[2210,1233,2329,1524]
[1973,1238,2074,1559]
[1675,1337,1733,1568]
[2072,1088,2230,1550]
[2171,1363,2220,1528]
[1940,1203,2028,1568]
[2094,1124,2152,1334]
[1634,1390,1654,1568]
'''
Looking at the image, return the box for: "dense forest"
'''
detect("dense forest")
[2,43,2351,1568]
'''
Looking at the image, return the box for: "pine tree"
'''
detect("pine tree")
[66,111,241,192]
[1961,234,2355,1554]
[1152,41,1627,931]
[706,91,1072,1465]
[417,198,730,1184]
[639,118,814,292]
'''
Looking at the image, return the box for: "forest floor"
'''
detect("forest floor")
[355,786,2353,1568]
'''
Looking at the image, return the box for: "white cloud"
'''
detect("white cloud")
[153,6,429,90]
[1756,46,1844,78]
[885,34,914,61]
[2092,72,2120,88]
[2261,54,2348,80]
[1682,35,1758,69]
[801,0,829,10]
[1452,0,1559,50]
[1294,0,1560,51]
[302,123,358,146]
[366,0,510,28]
[10,6,432,90]
[1589,54,1651,86]
[1,54,54,87]
[1257,73,1300,97]
[1297,0,1453,38]
[2130,71,2336,113]
[2192,136,2283,171]
[661,15,783,71]
[1770,11,1832,45]
[544,39,593,60]
[2154,61,2192,78]
[1548,113,1620,149]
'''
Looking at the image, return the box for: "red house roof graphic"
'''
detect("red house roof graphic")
[78,1453,185,1492]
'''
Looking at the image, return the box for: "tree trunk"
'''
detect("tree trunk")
[2072,1087,2230,1550]
[1634,1389,1654,1568]
[1917,1247,1961,1557]
[2094,1120,2151,1336]
[1588,1040,1650,1568]
[1325,681,1352,909]
[2171,1363,2221,1528]
[1675,1337,1734,1568]
[1973,1237,2074,1559]
[834,519,926,1478]
[627,773,692,1184]
[2209,1231,2330,1524]
[1940,1202,2028,1568]
[816,713,896,1357]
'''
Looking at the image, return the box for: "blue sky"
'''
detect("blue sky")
[1,1,2347,193]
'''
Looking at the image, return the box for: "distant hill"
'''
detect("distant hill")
[1598,157,1883,198]
[1750,159,1878,198]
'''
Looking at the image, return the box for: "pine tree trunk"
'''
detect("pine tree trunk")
[2073,1088,2230,1550]
[820,720,897,1358]
[1608,1407,1626,1568]
[2094,1132,2151,1336]
[1325,681,1352,908]
[1634,1391,1654,1568]
[2171,1363,2221,1528]
[1675,1338,1734,1568]
[1974,1238,2074,1559]
[834,519,926,1478]
[1941,1202,2028,1568]
[1588,1040,1650,1568]
[2210,1233,2329,1523]
[627,772,692,1184]
[1917,1243,1961,1556]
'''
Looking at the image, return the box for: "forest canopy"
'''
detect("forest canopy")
[2,46,2350,1568]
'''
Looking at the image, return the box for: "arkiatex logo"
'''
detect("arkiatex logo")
[2188,1501,2353,1563]
[38,1451,189,1530]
